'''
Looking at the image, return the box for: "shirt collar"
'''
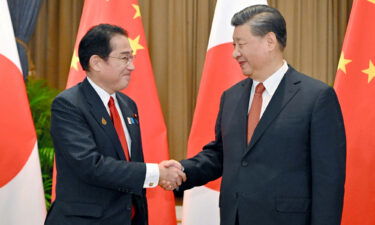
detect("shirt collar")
[253,60,288,96]
[87,77,116,107]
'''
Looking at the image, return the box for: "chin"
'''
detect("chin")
[241,70,253,77]
[240,65,252,76]
[120,83,129,90]
[116,82,129,91]
[121,77,130,87]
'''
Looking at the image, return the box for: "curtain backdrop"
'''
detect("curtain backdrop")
[7,0,43,78]
[30,0,353,160]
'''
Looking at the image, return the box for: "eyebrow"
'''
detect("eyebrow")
[119,50,133,55]
[233,37,244,41]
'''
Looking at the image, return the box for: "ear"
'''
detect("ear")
[89,55,103,72]
[265,32,278,51]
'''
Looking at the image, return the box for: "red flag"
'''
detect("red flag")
[334,1,375,225]
[53,0,175,224]
[0,0,46,224]
[182,1,267,224]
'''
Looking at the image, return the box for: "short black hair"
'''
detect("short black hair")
[78,24,128,71]
[231,5,287,50]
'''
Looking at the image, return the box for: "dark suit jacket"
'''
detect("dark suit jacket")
[45,78,148,225]
[181,67,346,225]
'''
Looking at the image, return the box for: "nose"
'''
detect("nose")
[232,46,241,59]
[126,61,135,71]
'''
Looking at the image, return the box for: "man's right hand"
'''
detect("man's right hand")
[158,160,186,190]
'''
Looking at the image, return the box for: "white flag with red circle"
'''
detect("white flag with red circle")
[0,0,46,224]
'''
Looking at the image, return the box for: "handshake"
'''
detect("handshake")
[158,160,186,191]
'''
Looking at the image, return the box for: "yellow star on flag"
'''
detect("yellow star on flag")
[132,4,141,19]
[362,60,375,83]
[337,51,352,74]
[71,50,80,71]
[368,0,375,4]
[129,35,144,55]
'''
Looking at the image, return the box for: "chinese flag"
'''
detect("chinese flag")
[53,0,175,224]
[334,0,375,225]
[0,0,46,224]
[182,1,267,225]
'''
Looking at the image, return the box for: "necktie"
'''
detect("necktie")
[247,83,265,143]
[108,97,130,161]
[108,96,135,219]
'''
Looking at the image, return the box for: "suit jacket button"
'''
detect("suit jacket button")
[241,161,248,167]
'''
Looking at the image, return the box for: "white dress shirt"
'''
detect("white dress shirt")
[87,77,159,188]
[248,61,289,117]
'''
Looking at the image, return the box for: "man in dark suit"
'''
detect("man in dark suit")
[45,24,185,225]
[168,5,346,225]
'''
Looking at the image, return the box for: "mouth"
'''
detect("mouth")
[238,61,246,66]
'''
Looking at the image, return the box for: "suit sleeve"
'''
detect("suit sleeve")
[179,92,225,190]
[310,86,346,225]
[51,95,146,196]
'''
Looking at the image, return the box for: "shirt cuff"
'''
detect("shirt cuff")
[143,163,159,188]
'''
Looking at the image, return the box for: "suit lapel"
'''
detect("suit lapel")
[117,95,143,162]
[245,68,301,156]
[80,78,126,161]
[231,78,253,151]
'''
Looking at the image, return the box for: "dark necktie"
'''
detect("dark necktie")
[247,83,265,143]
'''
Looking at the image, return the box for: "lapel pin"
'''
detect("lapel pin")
[127,117,132,124]
[102,117,107,125]
[132,114,139,124]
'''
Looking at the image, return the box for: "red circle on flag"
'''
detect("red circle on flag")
[0,54,36,187]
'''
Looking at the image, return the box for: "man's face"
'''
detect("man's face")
[232,24,269,79]
[96,34,135,94]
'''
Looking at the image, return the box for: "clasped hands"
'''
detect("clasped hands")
[158,160,186,191]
